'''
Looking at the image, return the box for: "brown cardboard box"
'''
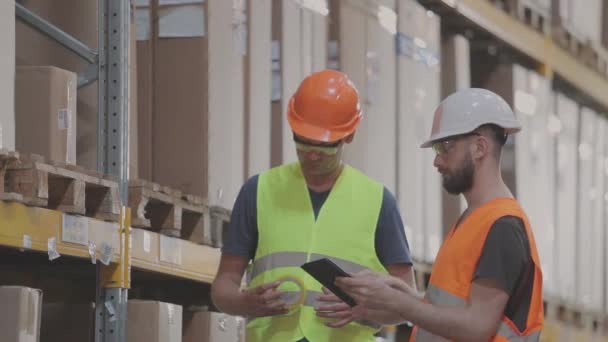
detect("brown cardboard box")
[183,310,246,342]
[15,66,77,164]
[40,302,95,342]
[128,300,182,342]
[0,0,15,150]
[135,2,209,196]
[16,0,98,170]
[0,286,43,342]
[16,0,139,176]
[137,1,247,207]
[603,0,608,49]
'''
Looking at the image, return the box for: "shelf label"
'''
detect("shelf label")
[104,301,117,322]
[23,235,32,249]
[143,231,151,253]
[100,242,114,266]
[62,214,89,246]
[48,237,61,261]
[89,242,97,264]
[160,235,182,265]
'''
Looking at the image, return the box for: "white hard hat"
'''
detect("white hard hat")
[420,88,522,148]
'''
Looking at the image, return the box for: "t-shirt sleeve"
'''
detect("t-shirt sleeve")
[473,216,530,295]
[221,175,259,261]
[375,187,413,266]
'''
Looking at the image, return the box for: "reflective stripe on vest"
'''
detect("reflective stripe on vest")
[278,290,381,330]
[249,252,369,279]
[413,286,541,342]
[248,251,379,330]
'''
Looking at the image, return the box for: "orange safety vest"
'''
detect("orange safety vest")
[410,198,544,342]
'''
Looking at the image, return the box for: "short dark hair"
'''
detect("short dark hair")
[477,124,507,158]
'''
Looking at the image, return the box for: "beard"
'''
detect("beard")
[441,153,475,195]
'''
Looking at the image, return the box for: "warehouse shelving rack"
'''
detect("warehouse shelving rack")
[418,0,608,111]
[8,2,221,342]
[7,1,608,342]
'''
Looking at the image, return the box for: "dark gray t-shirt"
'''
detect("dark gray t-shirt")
[222,175,413,266]
[474,216,534,332]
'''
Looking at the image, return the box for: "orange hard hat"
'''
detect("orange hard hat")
[287,69,362,143]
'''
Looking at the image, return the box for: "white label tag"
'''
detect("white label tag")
[104,301,117,322]
[136,8,151,41]
[48,237,61,261]
[62,214,89,246]
[58,109,69,130]
[158,5,205,38]
[89,242,97,264]
[167,305,175,325]
[158,0,204,5]
[100,242,114,265]
[23,235,32,249]
[160,235,182,265]
[143,231,151,253]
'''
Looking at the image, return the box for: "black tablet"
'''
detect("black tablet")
[301,258,357,307]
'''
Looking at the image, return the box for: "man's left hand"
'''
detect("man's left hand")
[314,287,356,328]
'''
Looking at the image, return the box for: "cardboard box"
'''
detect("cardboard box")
[16,0,98,169]
[128,300,182,342]
[16,0,139,175]
[40,302,95,342]
[136,0,245,208]
[0,286,43,342]
[183,310,246,342]
[0,0,15,150]
[15,66,77,164]
[135,3,209,196]
[603,0,608,49]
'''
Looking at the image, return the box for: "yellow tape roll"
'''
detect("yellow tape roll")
[276,275,307,309]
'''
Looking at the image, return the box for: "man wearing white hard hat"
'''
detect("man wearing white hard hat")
[332,88,544,341]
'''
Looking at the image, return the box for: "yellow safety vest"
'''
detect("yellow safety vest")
[246,162,387,342]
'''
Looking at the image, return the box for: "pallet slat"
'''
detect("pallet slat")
[1,153,120,222]
[128,180,211,244]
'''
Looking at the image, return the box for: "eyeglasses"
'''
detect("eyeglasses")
[431,132,480,156]
[293,134,342,155]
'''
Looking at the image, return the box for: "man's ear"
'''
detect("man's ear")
[344,133,355,144]
[472,135,489,160]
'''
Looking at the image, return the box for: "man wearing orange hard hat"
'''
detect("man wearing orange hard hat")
[211,69,414,342]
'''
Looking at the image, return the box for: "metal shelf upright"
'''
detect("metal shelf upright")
[15,1,131,341]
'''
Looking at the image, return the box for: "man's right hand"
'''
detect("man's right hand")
[240,281,291,317]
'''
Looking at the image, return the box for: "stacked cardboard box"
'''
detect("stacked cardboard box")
[0,0,15,150]
[183,309,246,342]
[128,300,182,342]
[16,0,138,175]
[135,0,245,209]
[0,286,43,342]
[15,66,77,164]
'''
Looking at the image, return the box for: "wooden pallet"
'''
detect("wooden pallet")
[543,297,608,336]
[488,0,550,35]
[0,149,23,202]
[4,153,120,221]
[128,180,208,242]
[552,26,608,79]
[208,206,231,248]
